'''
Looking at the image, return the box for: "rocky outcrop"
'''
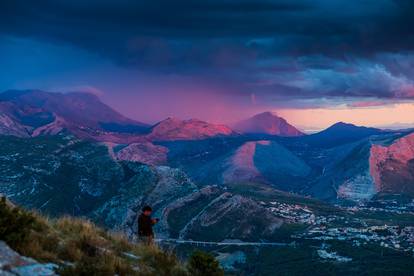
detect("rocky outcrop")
[336,171,376,201]
[116,142,169,165]
[0,112,29,137]
[370,132,414,195]
[0,241,57,276]
[30,116,66,137]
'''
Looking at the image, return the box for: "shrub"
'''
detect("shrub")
[138,246,188,276]
[187,250,224,276]
[57,254,135,276]
[0,197,39,248]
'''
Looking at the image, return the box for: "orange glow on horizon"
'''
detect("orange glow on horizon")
[278,103,414,132]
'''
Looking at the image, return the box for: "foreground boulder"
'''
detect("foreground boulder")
[0,241,57,276]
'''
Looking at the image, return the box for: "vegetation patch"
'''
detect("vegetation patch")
[0,196,223,275]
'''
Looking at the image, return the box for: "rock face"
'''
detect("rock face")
[309,139,378,202]
[336,171,377,201]
[0,241,57,276]
[232,112,304,136]
[370,132,414,196]
[116,142,169,165]
[0,102,29,136]
[148,117,235,141]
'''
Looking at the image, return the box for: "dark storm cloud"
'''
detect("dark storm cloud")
[248,55,414,101]
[1,0,413,59]
[1,0,414,102]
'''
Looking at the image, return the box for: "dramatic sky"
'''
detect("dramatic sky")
[1,0,414,131]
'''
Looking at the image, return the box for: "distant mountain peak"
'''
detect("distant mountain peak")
[232,111,304,136]
[301,121,384,148]
[156,117,182,124]
[0,89,150,141]
[325,122,381,132]
[333,121,356,126]
[333,121,350,126]
[149,117,235,141]
[256,111,278,116]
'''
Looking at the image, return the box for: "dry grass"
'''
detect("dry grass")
[1,198,222,275]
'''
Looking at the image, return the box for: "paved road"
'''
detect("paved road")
[155,238,291,247]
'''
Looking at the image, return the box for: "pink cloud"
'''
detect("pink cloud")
[398,84,414,98]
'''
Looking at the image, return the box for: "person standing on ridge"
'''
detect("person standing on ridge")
[138,205,159,245]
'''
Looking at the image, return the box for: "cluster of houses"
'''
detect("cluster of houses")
[265,200,414,253]
[345,199,414,214]
[267,201,318,224]
[295,225,414,252]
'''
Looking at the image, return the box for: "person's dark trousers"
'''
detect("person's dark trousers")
[139,235,154,245]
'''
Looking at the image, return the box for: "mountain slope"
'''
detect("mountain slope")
[309,139,376,201]
[0,90,150,142]
[165,187,284,242]
[0,89,149,131]
[299,122,383,148]
[115,142,169,165]
[0,106,30,137]
[148,117,236,141]
[222,140,311,190]
[308,131,414,202]
[0,134,196,221]
[232,112,304,136]
[159,138,310,191]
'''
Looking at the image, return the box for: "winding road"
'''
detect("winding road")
[155,238,291,247]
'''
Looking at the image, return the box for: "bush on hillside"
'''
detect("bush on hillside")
[187,250,224,276]
[0,197,40,248]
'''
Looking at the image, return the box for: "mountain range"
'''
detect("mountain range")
[1,89,413,202]
[0,90,240,143]
[0,90,306,142]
